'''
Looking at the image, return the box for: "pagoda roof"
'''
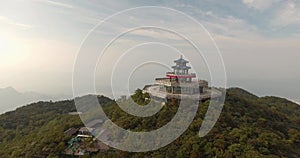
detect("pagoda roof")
[171,65,191,70]
[174,55,189,63]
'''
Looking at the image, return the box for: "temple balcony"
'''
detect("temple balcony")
[155,78,208,87]
[143,85,221,101]
[166,72,196,78]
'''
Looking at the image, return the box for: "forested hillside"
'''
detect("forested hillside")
[0,88,299,157]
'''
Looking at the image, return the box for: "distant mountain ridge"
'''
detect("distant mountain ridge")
[0,87,54,114]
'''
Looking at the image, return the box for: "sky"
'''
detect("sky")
[0,0,299,102]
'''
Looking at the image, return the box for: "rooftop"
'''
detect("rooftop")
[174,55,189,64]
[171,65,191,70]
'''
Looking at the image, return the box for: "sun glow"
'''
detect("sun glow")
[0,34,27,67]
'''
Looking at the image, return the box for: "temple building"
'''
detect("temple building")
[143,56,220,104]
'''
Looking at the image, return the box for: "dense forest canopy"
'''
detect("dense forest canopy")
[0,88,299,157]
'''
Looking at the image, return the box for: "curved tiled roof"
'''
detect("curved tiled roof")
[174,56,189,63]
[171,65,191,70]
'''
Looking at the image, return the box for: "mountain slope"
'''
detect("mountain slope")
[0,88,299,157]
[0,87,54,114]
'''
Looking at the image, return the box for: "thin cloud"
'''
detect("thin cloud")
[242,0,279,11]
[271,1,300,28]
[0,16,33,30]
[34,0,74,9]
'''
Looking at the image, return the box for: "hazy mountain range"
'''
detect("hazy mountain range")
[0,87,71,114]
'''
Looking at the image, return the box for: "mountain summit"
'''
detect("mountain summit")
[0,88,299,157]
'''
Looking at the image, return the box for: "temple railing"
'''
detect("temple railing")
[155,78,208,87]
[166,72,196,77]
